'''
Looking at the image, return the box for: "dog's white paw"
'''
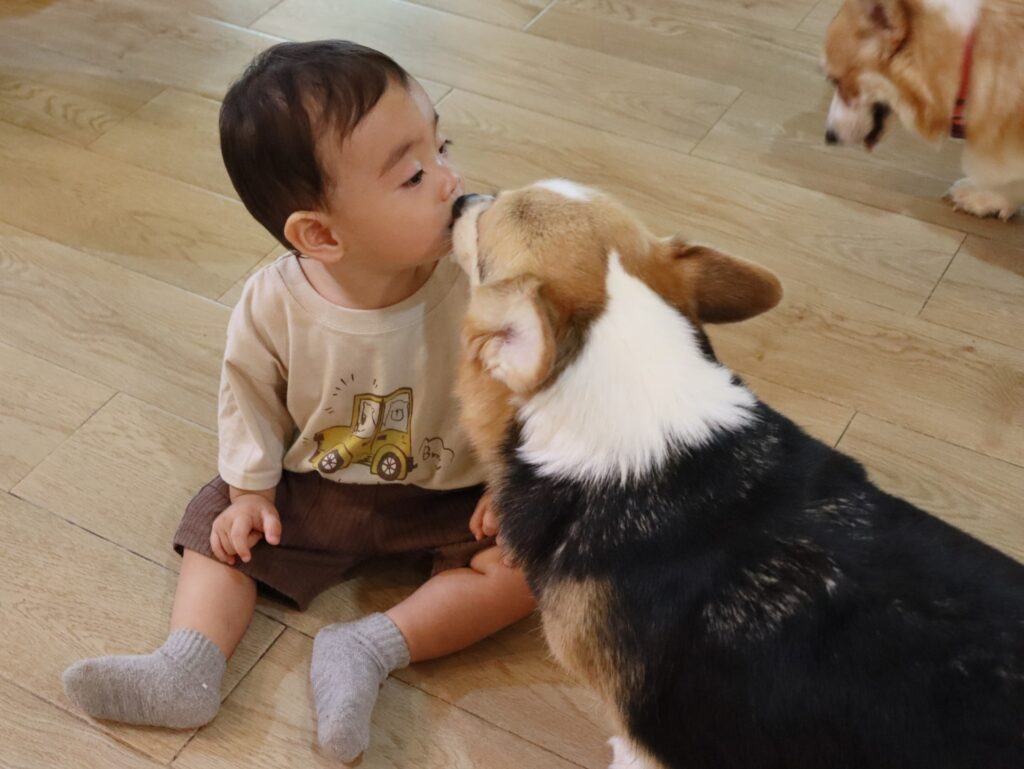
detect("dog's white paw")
[608,736,660,769]
[946,178,1020,220]
[608,736,636,768]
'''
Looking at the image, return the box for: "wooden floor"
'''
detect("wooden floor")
[1,0,1022,766]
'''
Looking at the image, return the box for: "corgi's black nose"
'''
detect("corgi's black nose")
[452,193,484,221]
[825,129,839,145]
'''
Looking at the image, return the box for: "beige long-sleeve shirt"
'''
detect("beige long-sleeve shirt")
[217,253,484,491]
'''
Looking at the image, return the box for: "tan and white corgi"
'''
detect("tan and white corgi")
[823,0,1024,219]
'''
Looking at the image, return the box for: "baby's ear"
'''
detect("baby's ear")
[463,276,555,394]
[283,210,345,264]
[666,235,783,323]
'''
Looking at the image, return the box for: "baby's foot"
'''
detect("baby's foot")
[946,178,1020,220]
[62,628,224,728]
[311,613,410,762]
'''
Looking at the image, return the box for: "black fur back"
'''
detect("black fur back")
[496,402,1024,769]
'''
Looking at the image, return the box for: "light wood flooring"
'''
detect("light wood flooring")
[0,1,1021,767]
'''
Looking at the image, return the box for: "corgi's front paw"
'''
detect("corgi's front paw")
[608,736,656,768]
[946,178,1020,220]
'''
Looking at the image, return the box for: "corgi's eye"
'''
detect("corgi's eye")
[404,169,425,187]
[439,139,452,155]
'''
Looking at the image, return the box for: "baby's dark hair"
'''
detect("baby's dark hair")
[220,40,410,249]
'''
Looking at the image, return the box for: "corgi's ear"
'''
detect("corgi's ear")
[463,276,556,394]
[859,0,910,56]
[666,235,783,323]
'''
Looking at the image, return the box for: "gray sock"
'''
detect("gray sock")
[311,613,410,762]
[62,628,225,729]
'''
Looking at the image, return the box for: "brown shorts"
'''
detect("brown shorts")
[173,473,491,610]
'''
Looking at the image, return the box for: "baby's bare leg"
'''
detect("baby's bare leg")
[171,547,257,657]
[388,545,536,661]
[62,549,255,727]
[311,546,535,760]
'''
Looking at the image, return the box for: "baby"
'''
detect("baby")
[63,40,535,762]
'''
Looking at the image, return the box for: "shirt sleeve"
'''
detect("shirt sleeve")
[216,278,292,490]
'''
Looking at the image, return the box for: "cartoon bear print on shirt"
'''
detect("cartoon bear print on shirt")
[418,437,455,473]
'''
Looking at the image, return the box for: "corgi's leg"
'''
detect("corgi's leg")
[608,736,665,769]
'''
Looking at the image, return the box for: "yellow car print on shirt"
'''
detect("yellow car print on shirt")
[309,388,415,482]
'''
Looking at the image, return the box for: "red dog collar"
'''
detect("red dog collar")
[951,30,976,139]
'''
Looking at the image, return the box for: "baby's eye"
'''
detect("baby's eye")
[404,169,425,187]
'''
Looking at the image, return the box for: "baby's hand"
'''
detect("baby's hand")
[210,493,282,565]
[469,490,512,566]
[469,489,498,540]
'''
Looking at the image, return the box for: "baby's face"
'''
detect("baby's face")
[317,78,463,272]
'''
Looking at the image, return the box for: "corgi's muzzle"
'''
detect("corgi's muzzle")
[452,193,480,223]
[451,193,495,283]
[864,102,892,149]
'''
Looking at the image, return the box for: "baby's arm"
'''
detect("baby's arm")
[215,275,293,564]
[209,484,281,565]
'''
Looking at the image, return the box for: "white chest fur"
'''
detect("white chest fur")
[924,0,980,32]
[516,252,756,485]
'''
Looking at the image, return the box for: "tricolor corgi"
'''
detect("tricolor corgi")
[451,180,1024,769]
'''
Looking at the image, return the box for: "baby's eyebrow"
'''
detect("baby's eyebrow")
[378,111,441,179]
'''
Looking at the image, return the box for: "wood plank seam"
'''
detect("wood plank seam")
[833,410,858,448]
[917,233,968,316]
[82,86,172,152]
[5,388,117,491]
[523,0,559,32]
